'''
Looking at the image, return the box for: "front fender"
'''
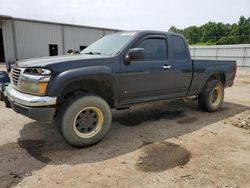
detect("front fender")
[47,66,116,97]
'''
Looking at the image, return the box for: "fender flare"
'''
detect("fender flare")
[47,66,117,99]
[197,67,226,94]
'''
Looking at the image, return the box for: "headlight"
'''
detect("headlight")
[18,67,51,95]
[19,80,49,95]
[24,67,51,75]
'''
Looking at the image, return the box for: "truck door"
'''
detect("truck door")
[119,35,175,104]
[166,35,193,95]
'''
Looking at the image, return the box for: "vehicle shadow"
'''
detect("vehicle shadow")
[0,100,249,187]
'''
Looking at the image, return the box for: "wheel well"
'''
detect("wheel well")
[58,79,115,107]
[208,73,225,86]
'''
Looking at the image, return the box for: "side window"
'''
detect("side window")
[136,38,167,61]
[171,36,187,60]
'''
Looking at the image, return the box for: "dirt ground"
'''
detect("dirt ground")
[0,64,250,188]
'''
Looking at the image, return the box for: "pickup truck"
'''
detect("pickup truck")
[3,31,237,147]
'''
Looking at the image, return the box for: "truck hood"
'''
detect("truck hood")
[17,54,111,68]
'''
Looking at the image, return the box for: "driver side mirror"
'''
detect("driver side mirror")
[124,48,145,64]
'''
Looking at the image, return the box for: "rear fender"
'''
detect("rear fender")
[197,69,226,94]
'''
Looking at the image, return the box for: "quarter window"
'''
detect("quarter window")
[172,36,188,60]
[136,38,167,61]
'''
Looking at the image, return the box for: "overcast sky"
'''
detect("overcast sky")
[0,0,249,31]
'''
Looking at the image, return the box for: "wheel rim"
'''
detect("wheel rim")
[211,86,222,106]
[73,106,104,138]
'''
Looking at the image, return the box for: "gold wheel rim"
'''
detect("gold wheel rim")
[211,86,222,106]
[73,106,104,138]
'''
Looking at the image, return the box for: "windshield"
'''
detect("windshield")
[81,32,137,56]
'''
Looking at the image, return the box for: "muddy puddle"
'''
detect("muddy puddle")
[136,141,190,172]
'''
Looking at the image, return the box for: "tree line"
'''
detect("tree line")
[169,16,250,45]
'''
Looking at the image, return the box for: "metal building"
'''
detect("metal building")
[0,15,118,62]
[190,44,250,67]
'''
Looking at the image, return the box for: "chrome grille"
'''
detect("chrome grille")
[11,67,21,86]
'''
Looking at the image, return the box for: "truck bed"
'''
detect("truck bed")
[188,59,237,96]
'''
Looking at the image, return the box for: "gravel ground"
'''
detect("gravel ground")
[0,64,250,188]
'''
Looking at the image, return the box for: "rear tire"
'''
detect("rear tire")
[57,94,112,147]
[198,80,224,112]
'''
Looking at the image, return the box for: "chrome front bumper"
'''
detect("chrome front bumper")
[4,84,57,122]
[4,85,57,107]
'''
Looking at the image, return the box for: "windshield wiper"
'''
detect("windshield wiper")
[83,51,102,55]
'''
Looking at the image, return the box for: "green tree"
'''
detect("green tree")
[217,36,228,45]
[168,16,250,45]
[185,26,200,44]
[238,16,250,43]
[200,22,218,42]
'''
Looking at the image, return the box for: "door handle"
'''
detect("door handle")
[163,65,171,70]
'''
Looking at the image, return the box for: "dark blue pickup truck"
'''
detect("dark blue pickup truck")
[3,31,237,147]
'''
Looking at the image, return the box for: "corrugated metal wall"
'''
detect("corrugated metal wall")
[190,44,250,67]
[14,20,63,60]
[104,30,116,35]
[63,26,104,52]
[63,27,116,54]
[1,20,15,62]
[1,18,117,62]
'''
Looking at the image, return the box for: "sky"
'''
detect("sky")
[0,0,249,31]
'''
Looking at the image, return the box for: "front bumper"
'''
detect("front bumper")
[4,85,57,122]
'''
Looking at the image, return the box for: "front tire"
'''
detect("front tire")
[198,80,224,112]
[57,94,112,147]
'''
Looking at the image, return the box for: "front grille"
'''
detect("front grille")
[11,67,21,86]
